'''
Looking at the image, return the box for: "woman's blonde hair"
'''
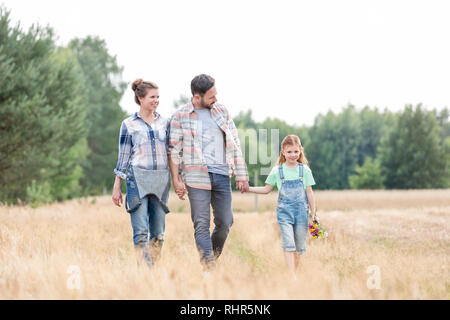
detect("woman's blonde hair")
[277,134,309,166]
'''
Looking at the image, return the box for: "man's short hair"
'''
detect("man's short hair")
[191,74,215,96]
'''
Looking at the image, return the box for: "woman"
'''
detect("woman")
[112,79,171,268]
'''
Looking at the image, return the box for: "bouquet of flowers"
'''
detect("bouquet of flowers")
[308,218,328,239]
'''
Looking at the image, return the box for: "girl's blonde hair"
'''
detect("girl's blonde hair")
[277,134,309,166]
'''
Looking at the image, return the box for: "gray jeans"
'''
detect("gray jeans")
[186,173,233,268]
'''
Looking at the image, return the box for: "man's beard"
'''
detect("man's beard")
[200,98,213,109]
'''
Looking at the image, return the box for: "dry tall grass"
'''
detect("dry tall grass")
[0,190,449,299]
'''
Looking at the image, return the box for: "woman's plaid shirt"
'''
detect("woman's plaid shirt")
[114,112,169,180]
[168,102,249,190]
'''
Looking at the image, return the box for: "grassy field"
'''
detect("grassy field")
[0,190,449,299]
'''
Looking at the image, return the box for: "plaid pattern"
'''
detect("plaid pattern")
[114,112,169,180]
[168,102,249,190]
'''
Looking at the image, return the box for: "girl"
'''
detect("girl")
[112,79,171,268]
[249,135,318,275]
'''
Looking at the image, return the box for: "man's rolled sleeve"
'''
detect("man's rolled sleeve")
[228,117,249,182]
[234,158,249,181]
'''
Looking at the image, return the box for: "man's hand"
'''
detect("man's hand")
[112,187,123,207]
[173,178,188,200]
[236,180,249,193]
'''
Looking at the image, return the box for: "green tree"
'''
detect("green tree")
[233,110,310,187]
[378,104,447,189]
[0,7,88,203]
[436,108,449,141]
[173,94,190,110]
[434,108,449,187]
[443,137,450,188]
[234,110,258,129]
[44,47,89,201]
[357,106,391,166]
[349,157,385,189]
[69,36,127,194]
[308,105,360,189]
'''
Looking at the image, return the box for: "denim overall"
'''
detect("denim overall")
[276,163,309,254]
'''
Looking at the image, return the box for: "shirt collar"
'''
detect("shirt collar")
[132,111,160,121]
[187,101,194,113]
[188,100,217,113]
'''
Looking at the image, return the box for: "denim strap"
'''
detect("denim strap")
[278,165,284,182]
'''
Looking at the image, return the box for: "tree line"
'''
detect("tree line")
[234,105,449,190]
[1,8,126,206]
[1,7,448,206]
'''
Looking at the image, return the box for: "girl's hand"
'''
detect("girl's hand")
[312,212,320,224]
[236,180,249,193]
[249,184,273,194]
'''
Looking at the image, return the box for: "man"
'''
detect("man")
[168,74,249,270]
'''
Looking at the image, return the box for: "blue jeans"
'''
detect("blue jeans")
[186,173,233,268]
[129,194,166,267]
[279,222,308,254]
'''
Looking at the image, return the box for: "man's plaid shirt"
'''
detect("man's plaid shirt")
[168,102,249,190]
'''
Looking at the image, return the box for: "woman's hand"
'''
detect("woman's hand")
[112,186,123,207]
[312,212,320,224]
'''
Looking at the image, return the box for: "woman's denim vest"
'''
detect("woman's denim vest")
[125,165,170,214]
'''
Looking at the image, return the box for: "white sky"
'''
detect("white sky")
[2,0,450,126]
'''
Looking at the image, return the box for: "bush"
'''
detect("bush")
[349,157,385,189]
[26,180,53,208]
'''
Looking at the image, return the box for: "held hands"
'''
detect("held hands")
[175,179,247,198]
[236,180,249,193]
[174,177,188,200]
